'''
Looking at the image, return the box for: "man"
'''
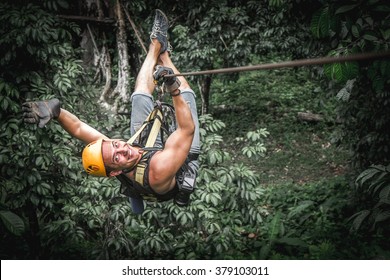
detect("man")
[22,10,200,214]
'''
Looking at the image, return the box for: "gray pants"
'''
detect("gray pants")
[130,89,200,154]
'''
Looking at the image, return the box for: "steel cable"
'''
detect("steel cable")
[165,51,390,77]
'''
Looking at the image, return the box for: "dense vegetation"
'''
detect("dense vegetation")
[0,0,389,259]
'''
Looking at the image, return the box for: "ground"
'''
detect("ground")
[210,67,350,186]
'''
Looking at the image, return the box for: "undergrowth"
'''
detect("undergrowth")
[211,65,349,185]
[207,64,389,259]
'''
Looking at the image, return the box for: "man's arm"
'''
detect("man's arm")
[23,99,108,144]
[149,93,194,191]
[148,66,195,191]
[152,66,195,138]
[57,108,108,144]
[149,92,195,189]
[164,91,195,153]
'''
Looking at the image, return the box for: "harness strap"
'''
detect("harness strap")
[135,161,147,189]
[127,107,163,146]
[146,110,163,147]
[127,106,164,187]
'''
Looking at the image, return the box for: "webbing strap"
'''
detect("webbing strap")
[127,107,163,147]
[135,162,146,189]
[127,106,164,186]
[145,112,162,147]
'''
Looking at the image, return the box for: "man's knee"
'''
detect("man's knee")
[130,92,155,134]
[180,88,196,101]
[130,92,154,103]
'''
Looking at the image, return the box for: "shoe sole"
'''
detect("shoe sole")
[155,9,169,26]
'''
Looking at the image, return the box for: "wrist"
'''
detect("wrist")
[49,98,61,119]
[164,78,181,93]
[170,89,181,97]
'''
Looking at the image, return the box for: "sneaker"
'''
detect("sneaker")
[150,9,169,54]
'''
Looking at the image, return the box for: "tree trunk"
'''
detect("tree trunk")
[25,201,41,258]
[122,3,144,78]
[76,0,131,112]
[76,0,114,109]
[297,112,324,122]
[110,0,130,112]
[96,0,113,109]
[98,44,113,107]
[198,75,212,115]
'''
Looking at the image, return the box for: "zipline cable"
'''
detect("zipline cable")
[165,51,390,77]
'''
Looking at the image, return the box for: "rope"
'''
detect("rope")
[86,24,99,56]
[165,51,390,77]
[121,2,147,54]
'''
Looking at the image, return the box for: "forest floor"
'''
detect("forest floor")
[210,67,350,186]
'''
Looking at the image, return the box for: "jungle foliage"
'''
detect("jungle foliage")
[0,0,389,259]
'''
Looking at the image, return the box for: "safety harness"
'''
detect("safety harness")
[116,83,197,206]
[115,101,179,202]
[126,103,165,187]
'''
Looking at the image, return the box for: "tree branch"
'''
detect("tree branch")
[57,15,115,25]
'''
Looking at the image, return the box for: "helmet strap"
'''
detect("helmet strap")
[122,168,133,174]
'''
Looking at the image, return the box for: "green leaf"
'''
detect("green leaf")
[363,34,378,41]
[351,25,359,38]
[310,6,331,38]
[268,211,281,240]
[0,210,25,236]
[349,210,371,232]
[324,61,359,82]
[288,200,314,219]
[259,243,271,259]
[381,28,390,40]
[335,5,358,15]
[374,210,390,223]
[276,237,308,248]
[372,5,390,12]
[356,167,380,187]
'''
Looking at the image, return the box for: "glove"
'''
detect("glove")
[153,65,181,94]
[22,98,61,128]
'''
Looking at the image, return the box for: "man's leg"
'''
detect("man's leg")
[128,10,169,214]
[130,41,160,136]
[131,10,169,143]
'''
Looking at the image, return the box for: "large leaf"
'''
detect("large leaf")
[310,6,330,38]
[0,210,25,236]
[374,210,390,224]
[268,211,281,240]
[335,4,358,15]
[348,210,371,232]
[324,61,359,82]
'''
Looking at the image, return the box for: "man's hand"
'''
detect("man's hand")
[22,98,61,128]
[153,65,181,94]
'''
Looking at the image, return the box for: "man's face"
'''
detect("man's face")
[101,139,139,173]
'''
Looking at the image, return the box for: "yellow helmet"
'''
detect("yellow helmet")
[82,139,107,177]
